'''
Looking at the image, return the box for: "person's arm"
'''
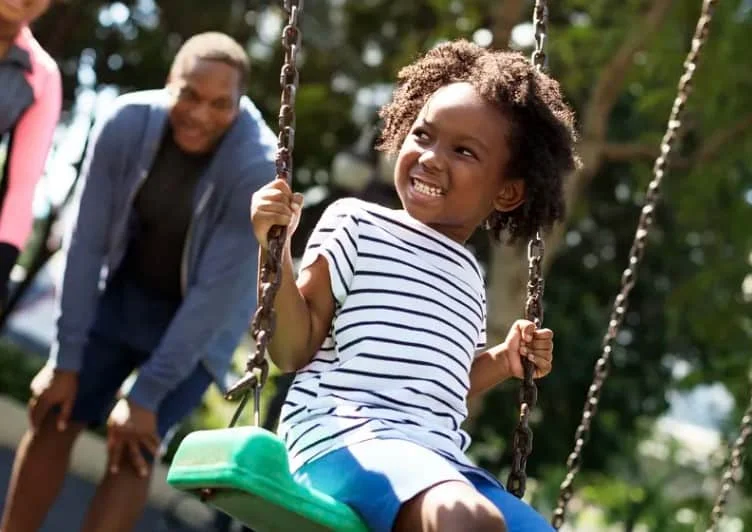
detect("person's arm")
[48,109,121,373]
[467,320,553,400]
[467,343,512,400]
[126,163,275,412]
[268,198,361,372]
[263,247,335,373]
[0,243,19,305]
[0,59,61,252]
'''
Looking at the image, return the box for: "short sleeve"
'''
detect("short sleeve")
[299,198,360,305]
[475,294,487,354]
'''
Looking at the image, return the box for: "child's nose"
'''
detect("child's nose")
[417,146,446,173]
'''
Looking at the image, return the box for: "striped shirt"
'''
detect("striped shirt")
[278,198,488,473]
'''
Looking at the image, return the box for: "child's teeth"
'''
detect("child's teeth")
[414,180,443,196]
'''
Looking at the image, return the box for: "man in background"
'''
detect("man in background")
[2,32,276,531]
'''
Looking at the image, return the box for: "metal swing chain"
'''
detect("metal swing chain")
[707,389,752,531]
[506,0,548,500]
[225,0,304,427]
[551,0,719,528]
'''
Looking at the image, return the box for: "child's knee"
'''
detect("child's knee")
[396,481,506,532]
[459,506,507,532]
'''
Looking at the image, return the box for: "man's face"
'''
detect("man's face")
[167,58,242,154]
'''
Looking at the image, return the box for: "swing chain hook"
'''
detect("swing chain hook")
[551,0,719,528]
[225,0,304,428]
[506,0,547,500]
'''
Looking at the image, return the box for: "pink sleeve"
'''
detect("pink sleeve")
[0,28,62,250]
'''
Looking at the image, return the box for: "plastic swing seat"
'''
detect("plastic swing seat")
[167,426,369,532]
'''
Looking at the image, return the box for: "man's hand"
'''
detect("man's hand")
[29,365,78,431]
[106,398,160,478]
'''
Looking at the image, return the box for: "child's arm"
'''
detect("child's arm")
[263,246,335,372]
[467,344,512,400]
[252,181,356,373]
[467,320,553,400]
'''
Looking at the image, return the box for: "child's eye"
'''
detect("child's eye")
[456,146,476,158]
[413,129,430,141]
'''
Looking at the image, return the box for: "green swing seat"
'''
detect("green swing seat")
[167,426,369,532]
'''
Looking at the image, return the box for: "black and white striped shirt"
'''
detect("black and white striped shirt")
[278,198,487,472]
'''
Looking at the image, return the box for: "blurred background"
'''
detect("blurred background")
[1,0,752,530]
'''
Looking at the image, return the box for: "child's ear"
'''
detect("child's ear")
[493,179,525,212]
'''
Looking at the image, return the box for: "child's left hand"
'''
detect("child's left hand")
[498,319,554,380]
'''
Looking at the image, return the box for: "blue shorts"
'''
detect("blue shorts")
[293,439,553,532]
[68,331,213,439]
[68,269,213,440]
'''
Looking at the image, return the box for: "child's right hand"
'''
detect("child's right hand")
[251,179,304,250]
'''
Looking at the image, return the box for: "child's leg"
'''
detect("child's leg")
[0,416,85,532]
[394,480,506,532]
[79,363,212,532]
[295,439,507,532]
[468,473,554,532]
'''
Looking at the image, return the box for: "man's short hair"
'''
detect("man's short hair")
[171,32,250,93]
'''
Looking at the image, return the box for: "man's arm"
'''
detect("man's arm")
[48,110,120,372]
[127,161,275,411]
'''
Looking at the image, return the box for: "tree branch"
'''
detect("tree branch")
[601,111,752,166]
[491,0,526,49]
[582,0,676,141]
[600,141,659,162]
[695,112,752,163]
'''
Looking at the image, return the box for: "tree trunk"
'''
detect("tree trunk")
[491,0,526,49]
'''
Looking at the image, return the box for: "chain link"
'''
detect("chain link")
[225,0,304,428]
[551,0,719,527]
[506,0,547,499]
[707,390,752,531]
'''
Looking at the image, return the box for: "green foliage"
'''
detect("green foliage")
[0,341,43,403]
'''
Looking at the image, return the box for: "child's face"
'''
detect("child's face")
[0,0,51,29]
[394,82,523,243]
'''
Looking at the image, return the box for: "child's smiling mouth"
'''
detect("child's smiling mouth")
[410,177,446,197]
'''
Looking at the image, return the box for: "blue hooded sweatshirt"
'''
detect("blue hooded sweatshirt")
[49,89,277,411]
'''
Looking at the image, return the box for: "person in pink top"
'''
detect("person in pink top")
[0,0,61,308]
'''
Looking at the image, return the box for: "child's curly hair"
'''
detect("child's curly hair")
[378,39,579,242]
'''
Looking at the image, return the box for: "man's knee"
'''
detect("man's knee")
[12,415,79,469]
[25,413,84,450]
[396,481,507,532]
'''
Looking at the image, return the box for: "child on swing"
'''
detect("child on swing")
[251,39,578,532]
